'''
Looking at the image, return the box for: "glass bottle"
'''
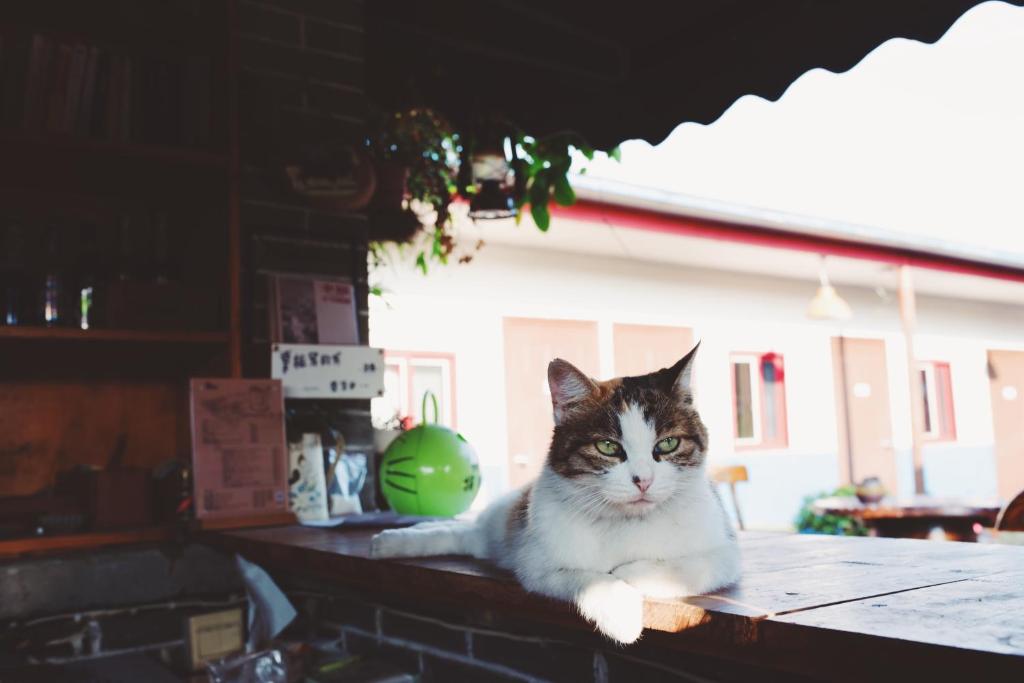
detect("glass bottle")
[39,224,65,326]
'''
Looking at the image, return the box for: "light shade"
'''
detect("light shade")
[808,284,853,321]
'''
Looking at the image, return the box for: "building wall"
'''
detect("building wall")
[370,238,1024,529]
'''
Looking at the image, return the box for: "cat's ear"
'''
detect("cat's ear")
[667,342,700,394]
[548,359,597,425]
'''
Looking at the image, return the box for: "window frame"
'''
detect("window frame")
[918,360,956,442]
[731,354,764,446]
[730,351,789,450]
[381,350,458,429]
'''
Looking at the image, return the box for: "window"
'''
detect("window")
[918,361,956,441]
[731,352,788,448]
[373,351,457,428]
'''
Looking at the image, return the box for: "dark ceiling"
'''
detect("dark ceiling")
[366,0,1022,149]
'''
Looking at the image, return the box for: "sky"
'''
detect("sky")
[580,1,1024,264]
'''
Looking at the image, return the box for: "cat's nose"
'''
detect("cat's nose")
[631,475,653,493]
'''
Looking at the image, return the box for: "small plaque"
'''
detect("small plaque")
[271,344,384,399]
[184,608,245,670]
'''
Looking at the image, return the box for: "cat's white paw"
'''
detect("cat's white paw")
[577,579,644,644]
[370,529,404,558]
[613,560,692,599]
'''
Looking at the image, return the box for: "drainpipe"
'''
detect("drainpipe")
[837,333,856,485]
[898,265,927,495]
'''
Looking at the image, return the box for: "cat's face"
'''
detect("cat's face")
[546,345,707,518]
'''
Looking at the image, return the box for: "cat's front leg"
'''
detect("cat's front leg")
[612,544,741,599]
[517,567,644,644]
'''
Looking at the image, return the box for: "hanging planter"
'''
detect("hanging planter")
[365,106,620,273]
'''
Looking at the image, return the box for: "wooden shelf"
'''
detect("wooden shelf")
[0,131,229,201]
[0,130,228,168]
[0,326,228,343]
[0,526,176,558]
[0,0,242,560]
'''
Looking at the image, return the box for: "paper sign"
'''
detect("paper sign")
[189,379,289,519]
[271,344,384,399]
[185,608,245,670]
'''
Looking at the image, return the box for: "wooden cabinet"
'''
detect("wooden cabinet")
[0,0,241,555]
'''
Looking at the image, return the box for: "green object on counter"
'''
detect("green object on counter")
[379,392,480,517]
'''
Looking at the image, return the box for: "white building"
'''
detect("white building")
[369,186,1024,530]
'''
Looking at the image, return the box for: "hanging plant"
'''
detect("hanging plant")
[366,108,462,272]
[510,131,619,231]
[366,108,620,274]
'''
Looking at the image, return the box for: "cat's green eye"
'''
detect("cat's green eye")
[595,439,622,456]
[654,437,680,454]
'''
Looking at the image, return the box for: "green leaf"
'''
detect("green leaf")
[529,169,550,205]
[608,146,622,162]
[553,175,576,206]
[415,252,428,274]
[531,201,550,231]
[578,145,595,161]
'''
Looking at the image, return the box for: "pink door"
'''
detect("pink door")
[612,323,694,378]
[832,337,898,492]
[503,318,600,487]
[988,350,1024,500]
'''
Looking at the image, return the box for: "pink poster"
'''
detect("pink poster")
[189,379,288,519]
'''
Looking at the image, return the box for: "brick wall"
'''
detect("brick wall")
[237,0,377,500]
[0,545,243,668]
[279,578,793,683]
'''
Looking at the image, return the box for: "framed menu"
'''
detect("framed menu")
[189,379,289,520]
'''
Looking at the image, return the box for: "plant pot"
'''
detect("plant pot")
[855,476,886,504]
[369,161,409,212]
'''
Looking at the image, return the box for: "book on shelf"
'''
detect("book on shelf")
[61,43,88,134]
[3,30,214,148]
[46,42,72,133]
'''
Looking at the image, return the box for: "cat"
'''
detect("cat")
[370,344,741,644]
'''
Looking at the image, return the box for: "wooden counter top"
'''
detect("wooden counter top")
[209,526,1024,679]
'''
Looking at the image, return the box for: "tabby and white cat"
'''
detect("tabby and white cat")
[371,344,740,644]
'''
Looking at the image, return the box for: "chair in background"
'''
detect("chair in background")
[711,465,749,531]
[996,489,1024,531]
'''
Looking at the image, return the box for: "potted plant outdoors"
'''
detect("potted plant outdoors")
[794,485,869,536]
[367,108,462,269]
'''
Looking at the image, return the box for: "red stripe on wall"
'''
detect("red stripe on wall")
[552,199,1024,285]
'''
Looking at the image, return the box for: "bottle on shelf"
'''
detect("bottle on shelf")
[38,223,68,327]
[76,222,103,330]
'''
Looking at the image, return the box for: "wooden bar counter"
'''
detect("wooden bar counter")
[208,526,1024,681]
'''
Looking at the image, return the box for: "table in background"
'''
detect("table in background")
[813,496,1000,541]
